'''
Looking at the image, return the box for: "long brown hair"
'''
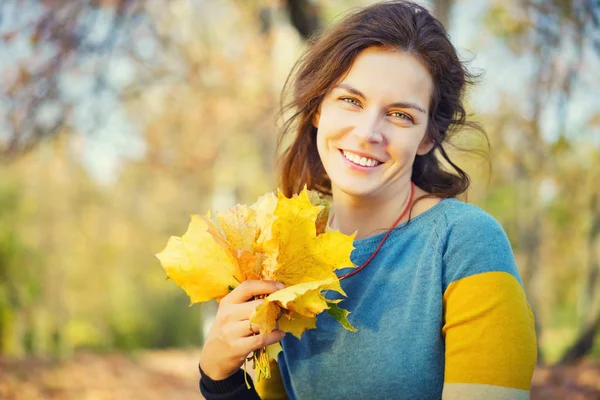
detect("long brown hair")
[276,0,487,199]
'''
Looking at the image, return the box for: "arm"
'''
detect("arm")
[199,366,260,400]
[442,271,536,399]
[441,212,537,399]
[199,360,288,400]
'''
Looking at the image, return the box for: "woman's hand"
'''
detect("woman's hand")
[199,280,286,380]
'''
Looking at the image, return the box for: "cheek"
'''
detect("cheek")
[388,133,426,158]
[315,106,347,139]
[315,128,331,167]
[315,113,336,155]
[316,129,324,158]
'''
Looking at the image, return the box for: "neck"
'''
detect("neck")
[330,180,415,240]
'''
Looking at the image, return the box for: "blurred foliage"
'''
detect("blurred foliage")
[0,0,599,370]
[473,0,600,364]
[0,0,317,359]
[0,135,206,357]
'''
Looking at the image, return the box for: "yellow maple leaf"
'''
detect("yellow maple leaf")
[251,278,342,339]
[197,212,229,249]
[156,214,241,303]
[261,189,355,287]
[217,205,258,252]
[308,190,330,235]
[251,191,278,250]
[235,250,262,281]
[278,311,317,339]
[266,342,283,360]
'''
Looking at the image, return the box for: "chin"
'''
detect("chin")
[331,178,380,198]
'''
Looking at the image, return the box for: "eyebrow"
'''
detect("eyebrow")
[333,83,427,115]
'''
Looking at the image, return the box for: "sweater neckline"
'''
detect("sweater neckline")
[350,197,457,252]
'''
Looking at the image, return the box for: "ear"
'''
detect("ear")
[311,108,321,128]
[416,136,434,156]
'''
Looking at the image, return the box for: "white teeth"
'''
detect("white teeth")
[342,150,380,167]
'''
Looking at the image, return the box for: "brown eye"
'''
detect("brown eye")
[340,97,360,106]
[389,111,414,122]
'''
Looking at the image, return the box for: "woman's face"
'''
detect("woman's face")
[315,47,434,200]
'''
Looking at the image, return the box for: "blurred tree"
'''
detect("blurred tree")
[0,0,327,359]
[482,0,600,364]
[285,0,322,39]
[432,0,452,29]
[0,180,38,357]
[0,0,322,162]
[0,0,146,160]
[559,171,600,364]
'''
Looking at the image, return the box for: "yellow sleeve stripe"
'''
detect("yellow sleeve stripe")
[442,383,530,399]
[255,360,288,400]
[443,271,537,391]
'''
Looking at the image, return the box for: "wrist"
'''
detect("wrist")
[199,365,250,394]
[198,359,231,381]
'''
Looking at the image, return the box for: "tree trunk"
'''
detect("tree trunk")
[558,192,600,365]
[558,312,600,365]
[1,309,26,358]
[286,0,322,40]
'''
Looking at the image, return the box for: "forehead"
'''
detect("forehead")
[337,47,433,107]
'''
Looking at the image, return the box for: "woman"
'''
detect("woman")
[199,1,537,399]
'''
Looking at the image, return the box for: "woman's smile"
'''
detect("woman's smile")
[339,149,383,169]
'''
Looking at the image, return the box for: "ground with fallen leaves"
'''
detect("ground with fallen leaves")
[0,350,203,400]
[0,350,599,399]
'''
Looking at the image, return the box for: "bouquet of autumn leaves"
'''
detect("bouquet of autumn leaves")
[156,189,357,381]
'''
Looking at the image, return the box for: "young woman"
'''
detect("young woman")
[198,1,537,399]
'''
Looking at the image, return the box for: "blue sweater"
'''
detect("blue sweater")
[201,198,537,400]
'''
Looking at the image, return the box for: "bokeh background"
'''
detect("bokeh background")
[1,0,599,399]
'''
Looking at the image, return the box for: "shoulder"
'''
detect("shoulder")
[434,199,522,291]
[434,198,510,249]
[437,198,505,232]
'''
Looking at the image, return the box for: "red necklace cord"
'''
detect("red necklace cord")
[335,182,415,281]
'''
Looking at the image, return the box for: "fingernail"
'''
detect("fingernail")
[276,282,285,290]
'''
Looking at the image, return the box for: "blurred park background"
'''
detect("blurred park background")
[0,0,599,398]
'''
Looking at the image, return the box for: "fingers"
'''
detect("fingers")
[221,280,285,305]
[238,329,286,351]
[229,320,262,338]
[218,298,268,325]
[200,280,287,382]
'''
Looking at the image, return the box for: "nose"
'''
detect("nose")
[353,110,384,143]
